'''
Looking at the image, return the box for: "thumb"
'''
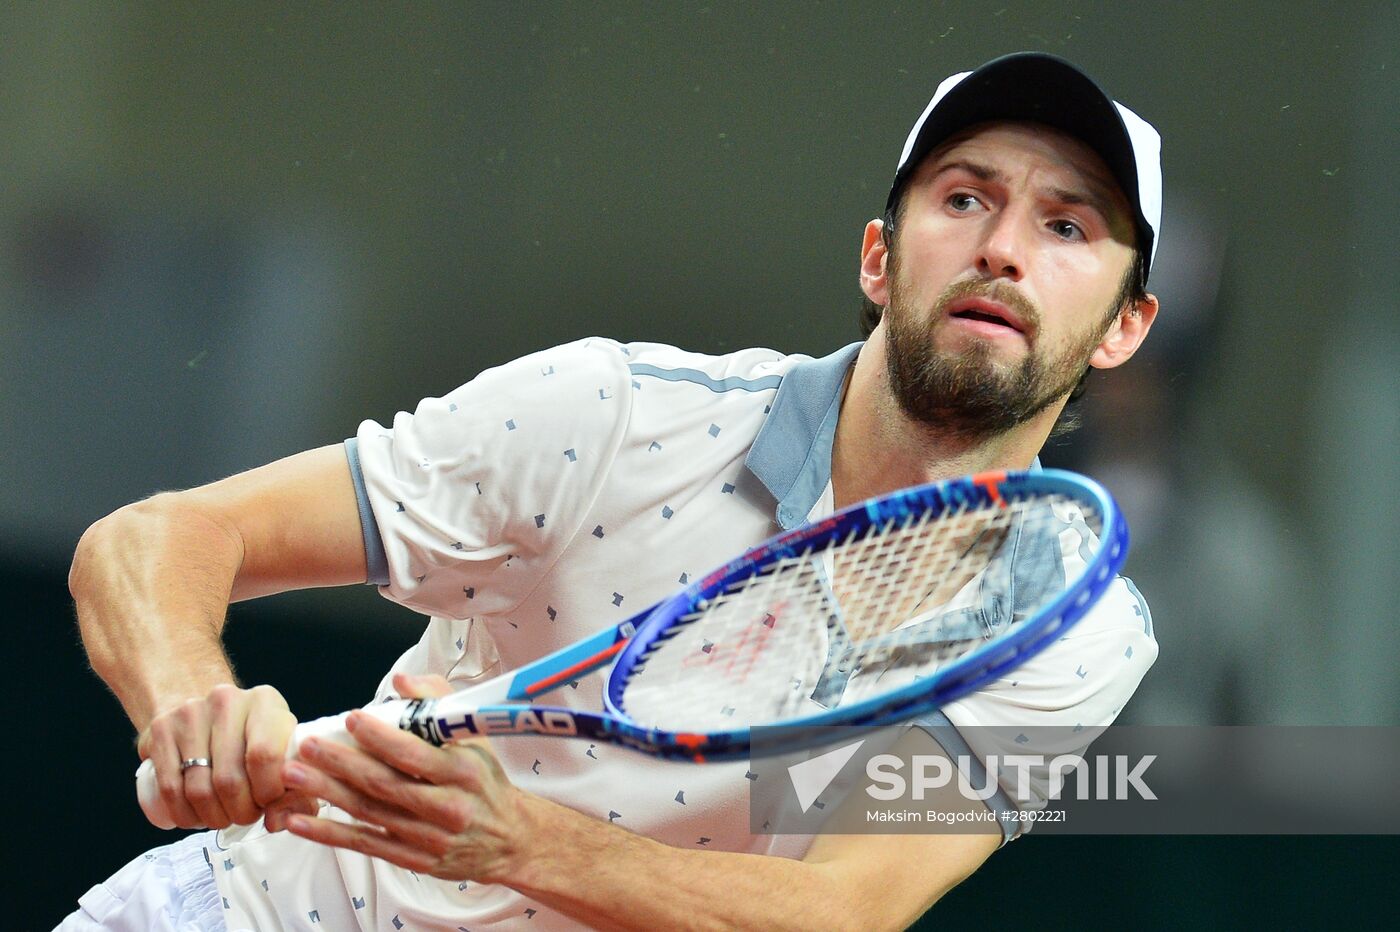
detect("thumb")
[393,672,454,700]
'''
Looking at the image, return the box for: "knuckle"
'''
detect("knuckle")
[447,757,483,790]
[368,773,401,800]
[144,717,170,741]
[249,684,287,708]
[406,751,437,780]
[184,782,214,806]
[245,742,282,768]
[207,683,241,706]
[212,771,244,797]
[171,702,203,727]
[435,797,472,833]
[229,803,261,825]
[421,833,454,858]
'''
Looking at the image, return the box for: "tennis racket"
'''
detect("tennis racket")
[137,467,1127,829]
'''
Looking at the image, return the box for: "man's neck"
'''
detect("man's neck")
[830,332,1061,511]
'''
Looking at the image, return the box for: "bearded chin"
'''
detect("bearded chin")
[884,306,1086,442]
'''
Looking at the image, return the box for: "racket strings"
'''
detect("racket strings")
[831,506,1007,643]
[621,493,1096,731]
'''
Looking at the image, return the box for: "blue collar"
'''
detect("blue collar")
[745,342,863,529]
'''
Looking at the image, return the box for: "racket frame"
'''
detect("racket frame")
[408,468,1127,762]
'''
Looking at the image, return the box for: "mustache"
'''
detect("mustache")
[932,279,1041,335]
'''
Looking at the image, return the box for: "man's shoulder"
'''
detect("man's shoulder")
[485,338,811,395]
[620,340,808,385]
[1064,574,1157,658]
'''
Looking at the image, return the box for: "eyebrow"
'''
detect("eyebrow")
[931,159,1001,184]
[1046,185,1119,227]
[930,159,1123,226]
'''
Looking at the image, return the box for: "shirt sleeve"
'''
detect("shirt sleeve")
[937,576,1159,813]
[346,339,634,621]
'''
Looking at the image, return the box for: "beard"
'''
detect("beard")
[883,269,1111,442]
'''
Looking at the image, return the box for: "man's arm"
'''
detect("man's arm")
[500,802,997,931]
[284,676,1000,931]
[69,443,368,828]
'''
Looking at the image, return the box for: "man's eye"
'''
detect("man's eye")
[1051,219,1084,241]
[948,193,981,212]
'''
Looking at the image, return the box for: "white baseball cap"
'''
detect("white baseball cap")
[887,52,1163,284]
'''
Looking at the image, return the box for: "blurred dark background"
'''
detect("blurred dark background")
[6,2,1395,928]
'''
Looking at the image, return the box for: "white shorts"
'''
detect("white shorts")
[55,831,225,932]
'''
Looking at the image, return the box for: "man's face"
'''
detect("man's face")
[876,122,1140,439]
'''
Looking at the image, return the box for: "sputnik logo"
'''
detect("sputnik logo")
[786,740,866,813]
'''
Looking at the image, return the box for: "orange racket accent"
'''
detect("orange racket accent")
[674,732,709,749]
[971,470,1008,505]
[525,641,627,696]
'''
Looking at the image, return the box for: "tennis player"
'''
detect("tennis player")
[62,52,1161,930]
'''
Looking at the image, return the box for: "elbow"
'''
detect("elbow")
[70,509,122,607]
[70,511,119,676]
[69,494,182,652]
[70,495,164,600]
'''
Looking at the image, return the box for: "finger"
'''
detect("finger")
[297,735,443,811]
[344,711,478,788]
[299,735,481,840]
[283,760,456,853]
[392,672,454,699]
[181,763,233,830]
[284,812,438,875]
[244,685,297,809]
[163,701,234,829]
[263,790,320,833]
[206,685,259,824]
[350,711,503,787]
[142,719,203,829]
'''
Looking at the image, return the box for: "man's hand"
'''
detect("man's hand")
[68,445,369,830]
[281,673,526,881]
[138,683,315,830]
[280,674,999,930]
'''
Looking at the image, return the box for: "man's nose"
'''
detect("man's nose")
[974,209,1030,282]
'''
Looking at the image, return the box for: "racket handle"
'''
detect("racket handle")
[134,701,414,829]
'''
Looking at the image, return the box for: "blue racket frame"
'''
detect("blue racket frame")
[410,469,1128,762]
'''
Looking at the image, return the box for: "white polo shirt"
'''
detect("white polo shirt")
[208,338,1157,930]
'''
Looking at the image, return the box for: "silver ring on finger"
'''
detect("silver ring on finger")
[180,757,212,772]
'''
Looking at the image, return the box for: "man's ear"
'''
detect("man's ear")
[1090,293,1160,370]
[859,219,890,308]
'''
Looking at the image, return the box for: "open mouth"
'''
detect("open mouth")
[951,308,1018,329]
[947,299,1027,335]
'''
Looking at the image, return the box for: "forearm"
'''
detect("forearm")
[70,493,244,731]
[288,710,994,929]
[500,795,886,932]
